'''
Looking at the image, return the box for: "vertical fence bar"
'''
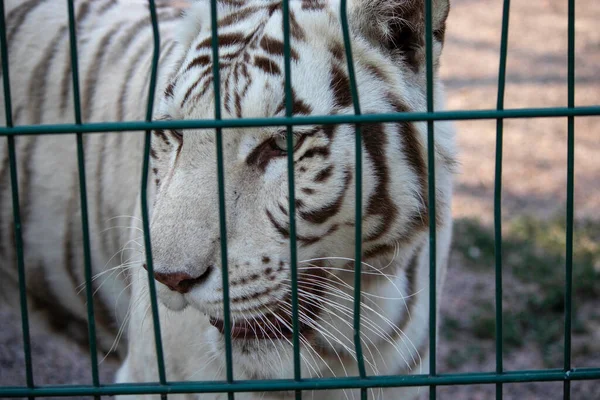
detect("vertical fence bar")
[0,2,34,396]
[280,2,302,399]
[563,0,575,398]
[424,0,437,399]
[141,1,168,395]
[339,2,368,400]
[209,2,234,398]
[495,0,511,398]
[66,1,100,393]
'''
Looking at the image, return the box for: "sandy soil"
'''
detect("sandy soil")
[445,0,600,224]
[438,0,600,398]
[1,0,599,399]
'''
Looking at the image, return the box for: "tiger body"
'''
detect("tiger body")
[0,0,183,355]
[0,1,456,399]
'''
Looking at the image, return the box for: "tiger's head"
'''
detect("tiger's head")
[145,0,455,380]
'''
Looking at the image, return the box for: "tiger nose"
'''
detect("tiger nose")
[144,264,212,294]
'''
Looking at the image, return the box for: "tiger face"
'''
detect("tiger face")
[144,0,454,381]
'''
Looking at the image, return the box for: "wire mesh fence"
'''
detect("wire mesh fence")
[1,0,600,399]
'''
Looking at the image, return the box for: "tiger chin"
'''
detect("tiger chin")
[115,0,455,399]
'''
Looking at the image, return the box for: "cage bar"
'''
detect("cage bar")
[208,2,235,398]
[66,0,101,392]
[0,106,599,137]
[563,0,576,398]
[424,0,437,398]
[0,1,35,397]
[339,1,368,399]
[494,0,512,398]
[140,0,169,391]
[280,2,302,399]
[0,0,598,398]
[3,368,600,398]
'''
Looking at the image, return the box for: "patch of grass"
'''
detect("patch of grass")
[442,316,462,342]
[452,216,600,366]
[469,301,525,349]
[445,346,487,370]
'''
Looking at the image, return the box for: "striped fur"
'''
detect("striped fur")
[0,1,456,399]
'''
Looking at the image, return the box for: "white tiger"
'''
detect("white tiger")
[0,1,456,399]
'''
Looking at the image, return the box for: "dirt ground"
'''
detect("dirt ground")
[1,0,599,399]
[438,0,600,398]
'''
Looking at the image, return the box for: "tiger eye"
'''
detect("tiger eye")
[273,134,298,152]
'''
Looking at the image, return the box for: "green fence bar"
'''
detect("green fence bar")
[495,0,511,398]
[0,106,599,137]
[563,0,576,398]
[0,1,35,397]
[66,0,100,392]
[140,0,169,391]
[424,0,437,399]
[280,2,302,399]
[339,2,368,400]
[1,0,599,398]
[209,2,235,398]
[3,368,600,398]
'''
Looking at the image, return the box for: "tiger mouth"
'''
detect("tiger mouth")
[209,313,313,340]
[209,268,328,340]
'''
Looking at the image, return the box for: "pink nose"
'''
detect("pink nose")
[143,264,211,294]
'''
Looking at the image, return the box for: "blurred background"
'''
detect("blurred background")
[1,0,599,398]
[438,0,599,397]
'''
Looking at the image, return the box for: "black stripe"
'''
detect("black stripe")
[330,62,351,108]
[19,137,37,242]
[29,26,68,124]
[218,5,260,27]
[154,129,170,145]
[362,123,398,242]
[387,93,429,229]
[266,208,289,238]
[254,55,281,75]
[109,14,162,63]
[314,166,333,182]
[96,0,118,15]
[64,172,81,295]
[83,26,121,122]
[189,77,215,108]
[96,136,111,257]
[117,39,153,121]
[186,55,211,72]
[260,35,299,60]
[6,0,47,47]
[58,1,93,115]
[67,167,119,339]
[196,32,247,49]
[27,265,91,349]
[299,168,351,224]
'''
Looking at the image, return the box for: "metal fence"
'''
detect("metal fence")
[1,0,599,399]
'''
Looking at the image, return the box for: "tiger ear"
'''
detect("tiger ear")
[349,0,450,72]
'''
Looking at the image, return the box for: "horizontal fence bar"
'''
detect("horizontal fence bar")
[2,369,600,397]
[0,106,598,136]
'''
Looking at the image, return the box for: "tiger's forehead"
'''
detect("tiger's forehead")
[165,0,354,121]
